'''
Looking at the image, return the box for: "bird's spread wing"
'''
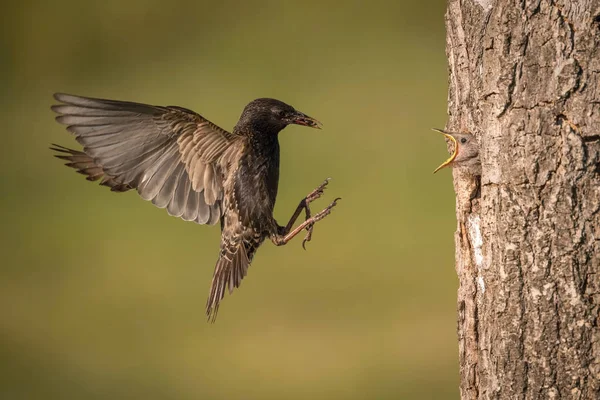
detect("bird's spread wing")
[206,212,264,321]
[52,93,243,225]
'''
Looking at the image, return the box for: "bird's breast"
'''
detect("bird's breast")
[230,141,280,232]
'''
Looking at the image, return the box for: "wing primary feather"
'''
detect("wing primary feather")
[52,93,237,226]
[154,161,185,209]
[167,168,191,218]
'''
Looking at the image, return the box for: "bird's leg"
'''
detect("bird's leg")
[272,197,341,247]
[281,178,330,235]
[272,179,339,248]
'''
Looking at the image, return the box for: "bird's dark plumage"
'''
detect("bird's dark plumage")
[51,93,336,321]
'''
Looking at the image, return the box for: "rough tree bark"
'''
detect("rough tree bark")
[445,0,600,398]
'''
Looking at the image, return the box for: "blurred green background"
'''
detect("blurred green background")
[0,0,460,398]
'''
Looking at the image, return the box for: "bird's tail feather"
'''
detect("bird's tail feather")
[206,244,250,322]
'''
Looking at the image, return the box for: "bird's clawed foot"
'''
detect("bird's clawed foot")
[272,179,340,248]
[302,197,341,249]
[301,178,331,245]
[306,178,330,203]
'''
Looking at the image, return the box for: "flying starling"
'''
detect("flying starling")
[432,128,481,175]
[51,93,340,321]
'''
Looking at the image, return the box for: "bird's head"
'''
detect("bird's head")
[235,98,322,135]
[432,128,481,174]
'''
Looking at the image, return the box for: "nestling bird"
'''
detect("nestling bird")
[432,128,481,175]
[51,93,340,321]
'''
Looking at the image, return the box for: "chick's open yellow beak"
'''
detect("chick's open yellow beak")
[432,128,459,174]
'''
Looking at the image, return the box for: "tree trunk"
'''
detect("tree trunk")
[444,0,600,398]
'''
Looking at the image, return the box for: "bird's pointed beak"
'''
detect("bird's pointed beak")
[432,128,459,174]
[290,112,323,129]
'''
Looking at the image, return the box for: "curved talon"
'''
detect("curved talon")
[302,197,340,249]
[306,178,331,203]
[302,223,315,250]
[314,197,341,220]
[302,235,310,250]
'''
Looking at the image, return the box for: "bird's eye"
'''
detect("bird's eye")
[277,110,286,117]
[460,138,467,144]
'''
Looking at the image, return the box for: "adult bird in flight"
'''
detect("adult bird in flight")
[51,93,340,321]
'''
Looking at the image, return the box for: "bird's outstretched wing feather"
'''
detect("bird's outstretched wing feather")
[50,144,132,192]
[52,93,243,225]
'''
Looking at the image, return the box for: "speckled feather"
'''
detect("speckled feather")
[52,94,307,320]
